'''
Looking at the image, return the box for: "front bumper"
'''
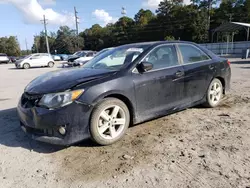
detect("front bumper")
[17,100,93,145]
[15,63,22,68]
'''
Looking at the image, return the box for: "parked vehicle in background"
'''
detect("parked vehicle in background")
[57,54,69,61]
[52,55,61,61]
[9,56,17,63]
[0,53,10,64]
[73,51,99,66]
[17,41,231,146]
[67,51,95,63]
[73,48,114,67]
[15,53,55,69]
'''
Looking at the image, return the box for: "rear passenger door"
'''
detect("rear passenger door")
[177,44,214,104]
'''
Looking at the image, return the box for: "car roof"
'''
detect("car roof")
[32,53,50,55]
[119,41,197,48]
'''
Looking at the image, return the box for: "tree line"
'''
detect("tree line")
[4,0,249,55]
[0,36,21,56]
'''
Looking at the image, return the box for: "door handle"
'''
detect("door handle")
[175,71,184,77]
[209,65,215,70]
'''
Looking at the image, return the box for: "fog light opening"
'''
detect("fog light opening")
[58,126,66,135]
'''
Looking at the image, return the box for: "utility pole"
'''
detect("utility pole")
[120,7,127,44]
[74,7,79,36]
[41,15,50,54]
[25,38,28,55]
[74,7,80,49]
[207,0,212,42]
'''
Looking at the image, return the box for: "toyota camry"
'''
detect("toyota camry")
[17,41,231,146]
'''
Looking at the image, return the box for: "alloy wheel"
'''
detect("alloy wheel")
[209,81,222,106]
[97,105,126,140]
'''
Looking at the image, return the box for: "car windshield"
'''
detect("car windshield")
[83,45,149,70]
[79,52,87,57]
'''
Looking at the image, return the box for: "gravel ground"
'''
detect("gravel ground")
[0,60,250,188]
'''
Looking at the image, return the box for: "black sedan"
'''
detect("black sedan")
[17,41,231,146]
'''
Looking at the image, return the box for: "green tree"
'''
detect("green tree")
[0,36,20,56]
[135,9,155,26]
[32,26,84,54]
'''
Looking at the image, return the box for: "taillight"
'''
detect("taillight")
[227,60,231,66]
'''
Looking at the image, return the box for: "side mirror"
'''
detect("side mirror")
[29,57,33,60]
[137,61,153,72]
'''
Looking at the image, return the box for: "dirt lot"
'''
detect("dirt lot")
[0,60,250,188]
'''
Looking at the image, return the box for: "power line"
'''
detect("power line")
[41,15,50,54]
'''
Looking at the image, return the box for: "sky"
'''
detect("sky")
[0,0,191,50]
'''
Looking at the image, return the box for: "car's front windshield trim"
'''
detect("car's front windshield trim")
[82,45,150,71]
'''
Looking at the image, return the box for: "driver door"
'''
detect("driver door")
[132,44,185,120]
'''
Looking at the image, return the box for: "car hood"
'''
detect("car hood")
[15,59,25,64]
[68,55,79,59]
[76,57,92,61]
[25,68,116,94]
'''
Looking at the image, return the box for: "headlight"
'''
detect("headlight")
[38,90,84,109]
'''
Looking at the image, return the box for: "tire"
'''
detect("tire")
[203,78,223,108]
[90,98,130,145]
[23,63,30,69]
[48,62,54,68]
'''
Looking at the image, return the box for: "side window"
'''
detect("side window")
[178,44,210,64]
[32,54,40,59]
[41,54,49,58]
[144,45,179,70]
[80,52,86,57]
[87,52,94,57]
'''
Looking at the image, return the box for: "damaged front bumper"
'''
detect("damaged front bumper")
[17,100,93,145]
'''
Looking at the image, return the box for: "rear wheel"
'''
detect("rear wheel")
[23,63,30,69]
[204,78,223,108]
[90,98,130,145]
[48,62,54,68]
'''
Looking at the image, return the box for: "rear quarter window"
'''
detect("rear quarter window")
[178,44,210,64]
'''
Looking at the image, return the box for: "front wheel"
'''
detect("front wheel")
[48,62,54,68]
[90,98,130,145]
[204,78,223,108]
[23,63,30,69]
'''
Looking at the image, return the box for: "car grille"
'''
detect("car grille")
[21,92,43,108]
[20,122,63,138]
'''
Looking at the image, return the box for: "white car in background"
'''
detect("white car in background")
[73,51,96,66]
[73,48,114,66]
[0,53,10,64]
[52,55,61,61]
[15,53,55,69]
